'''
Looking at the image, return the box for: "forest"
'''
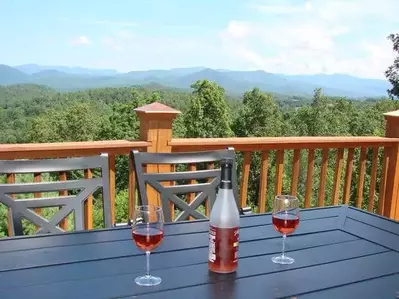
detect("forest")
[0,80,398,236]
[0,33,398,237]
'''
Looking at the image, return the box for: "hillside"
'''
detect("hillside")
[0,64,392,98]
[0,64,29,85]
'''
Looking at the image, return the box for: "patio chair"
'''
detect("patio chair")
[130,147,252,223]
[0,154,112,236]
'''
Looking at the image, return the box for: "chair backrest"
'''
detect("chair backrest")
[0,154,112,236]
[131,147,239,222]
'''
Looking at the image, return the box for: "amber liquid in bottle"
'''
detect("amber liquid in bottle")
[208,158,240,274]
[208,226,239,273]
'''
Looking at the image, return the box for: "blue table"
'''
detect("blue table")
[0,206,398,298]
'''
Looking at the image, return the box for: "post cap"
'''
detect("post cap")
[384,110,399,119]
[134,102,181,115]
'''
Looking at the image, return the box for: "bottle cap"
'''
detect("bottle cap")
[220,158,233,188]
[220,158,233,167]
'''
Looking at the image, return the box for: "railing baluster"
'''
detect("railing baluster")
[205,162,215,216]
[356,148,367,208]
[59,172,68,230]
[305,149,315,208]
[128,157,136,221]
[33,173,42,231]
[368,148,379,212]
[6,173,15,237]
[332,148,344,205]
[318,149,329,207]
[240,152,251,209]
[378,148,389,215]
[275,150,284,196]
[382,143,399,219]
[108,154,116,225]
[343,148,355,205]
[258,151,269,213]
[291,150,300,196]
[84,169,93,230]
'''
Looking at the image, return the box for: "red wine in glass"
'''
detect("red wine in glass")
[132,205,164,286]
[132,224,164,252]
[271,195,300,265]
[272,213,299,235]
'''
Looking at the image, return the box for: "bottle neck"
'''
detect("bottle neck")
[219,164,233,189]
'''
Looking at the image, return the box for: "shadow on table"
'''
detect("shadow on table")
[208,271,237,299]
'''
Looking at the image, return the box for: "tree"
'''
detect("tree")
[29,101,104,142]
[385,33,399,100]
[183,80,233,138]
[233,88,284,137]
[232,88,285,211]
[291,88,354,137]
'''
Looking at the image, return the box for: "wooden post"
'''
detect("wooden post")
[134,102,181,207]
[382,110,399,221]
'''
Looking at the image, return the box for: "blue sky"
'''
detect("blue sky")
[0,0,398,78]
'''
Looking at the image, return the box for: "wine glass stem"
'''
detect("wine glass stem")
[282,234,286,257]
[146,251,150,277]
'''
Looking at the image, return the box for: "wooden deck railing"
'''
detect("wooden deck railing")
[170,136,398,215]
[1,102,399,237]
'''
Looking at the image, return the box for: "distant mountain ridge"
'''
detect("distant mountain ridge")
[0,64,391,98]
[14,64,119,76]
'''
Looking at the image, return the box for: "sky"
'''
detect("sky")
[0,0,398,79]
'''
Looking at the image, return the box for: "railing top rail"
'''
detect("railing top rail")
[170,136,399,151]
[0,140,149,159]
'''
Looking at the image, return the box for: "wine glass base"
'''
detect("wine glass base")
[272,255,294,265]
[135,275,162,286]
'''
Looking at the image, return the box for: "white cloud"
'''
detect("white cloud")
[312,0,399,22]
[304,1,312,11]
[71,36,92,45]
[219,0,399,78]
[253,0,399,21]
[87,20,137,27]
[76,0,397,79]
[220,20,394,78]
[100,30,223,72]
[253,1,312,14]
[102,37,124,52]
[222,21,251,39]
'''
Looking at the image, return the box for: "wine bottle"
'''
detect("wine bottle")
[208,158,240,274]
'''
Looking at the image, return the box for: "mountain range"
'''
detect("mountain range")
[0,64,392,98]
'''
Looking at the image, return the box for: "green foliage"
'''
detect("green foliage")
[184,80,233,138]
[232,88,286,211]
[291,88,354,136]
[233,88,284,137]
[29,101,105,142]
[0,83,398,236]
[114,190,129,224]
[385,33,399,100]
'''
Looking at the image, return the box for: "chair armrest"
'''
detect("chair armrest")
[240,207,253,216]
[112,217,147,227]
[113,219,133,227]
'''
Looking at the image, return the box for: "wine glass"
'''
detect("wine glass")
[271,195,300,265]
[132,205,164,286]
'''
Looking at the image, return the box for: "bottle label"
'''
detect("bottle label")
[208,225,239,267]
